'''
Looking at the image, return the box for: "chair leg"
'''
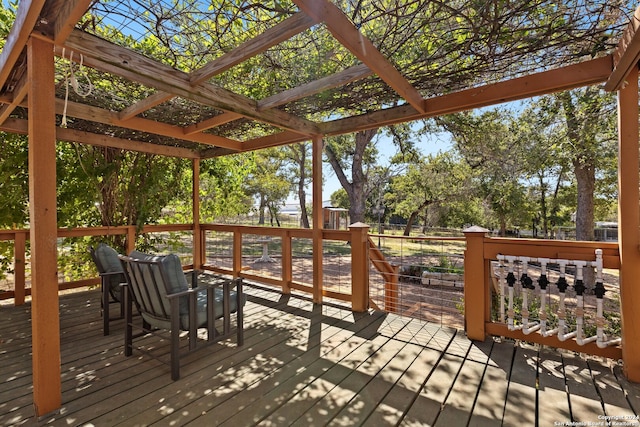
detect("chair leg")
[170,304,181,381]
[237,280,244,346]
[124,286,133,357]
[102,277,110,336]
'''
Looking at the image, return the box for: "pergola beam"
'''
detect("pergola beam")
[118,12,314,122]
[62,30,321,136]
[257,63,373,110]
[0,0,46,90]
[52,0,93,44]
[1,117,199,158]
[320,55,613,136]
[183,112,243,136]
[241,130,310,152]
[293,0,426,114]
[0,74,28,124]
[189,12,315,84]
[55,99,242,151]
[118,91,174,121]
[604,5,640,92]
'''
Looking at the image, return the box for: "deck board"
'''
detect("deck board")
[563,351,607,422]
[502,345,538,426]
[537,346,572,426]
[468,340,512,427]
[1,284,639,426]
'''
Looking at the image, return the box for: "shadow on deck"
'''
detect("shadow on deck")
[1,283,639,426]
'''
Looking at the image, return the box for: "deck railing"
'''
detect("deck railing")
[0,223,371,312]
[1,224,629,370]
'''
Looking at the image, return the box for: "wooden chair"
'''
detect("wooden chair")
[89,243,125,335]
[118,252,244,380]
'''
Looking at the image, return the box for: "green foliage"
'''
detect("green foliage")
[0,132,28,227]
[330,188,349,209]
[197,154,254,221]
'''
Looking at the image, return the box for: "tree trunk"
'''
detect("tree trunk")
[574,162,595,241]
[403,210,420,236]
[325,128,378,224]
[258,194,266,225]
[295,143,310,228]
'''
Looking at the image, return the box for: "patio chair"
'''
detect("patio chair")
[119,251,244,380]
[89,243,126,336]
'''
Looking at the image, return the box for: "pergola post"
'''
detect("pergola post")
[350,222,370,312]
[463,226,490,341]
[192,158,203,269]
[312,135,323,304]
[27,35,61,416]
[617,65,640,382]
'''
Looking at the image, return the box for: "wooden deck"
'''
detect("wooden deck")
[1,283,639,426]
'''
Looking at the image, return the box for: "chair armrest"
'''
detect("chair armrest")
[165,278,238,299]
[99,271,123,277]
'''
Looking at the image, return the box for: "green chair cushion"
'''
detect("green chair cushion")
[94,243,124,300]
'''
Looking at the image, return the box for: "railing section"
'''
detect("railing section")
[463,228,623,361]
[0,224,194,305]
[200,224,369,310]
[368,233,466,329]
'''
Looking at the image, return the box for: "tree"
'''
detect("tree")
[387,152,470,235]
[0,132,28,228]
[197,154,254,222]
[554,88,617,241]
[244,149,291,226]
[436,109,533,235]
[282,142,312,228]
[324,128,379,224]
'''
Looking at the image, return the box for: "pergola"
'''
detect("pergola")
[2,0,640,417]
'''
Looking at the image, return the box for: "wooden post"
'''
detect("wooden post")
[384,265,399,313]
[233,230,242,278]
[617,65,640,382]
[192,158,202,269]
[14,231,26,306]
[28,35,61,416]
[282,230,292,294]
[312,135,323,304]
[126,226,136,254]
[463,226,489,341]
[350,222,370,312]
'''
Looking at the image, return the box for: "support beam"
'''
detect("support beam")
[27,35,61,417]
[52,0,93,44]
[617,65,640,382]
[463,226,490,341]
[192,159,203,269]
[604,5,640,92]
[349,223,370,312]
[0,117,199,159]
[321,56,613,136]
[312,135,324,304]
[293,0,426,113]
[257,64,373,110]
[0,0,46,90]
